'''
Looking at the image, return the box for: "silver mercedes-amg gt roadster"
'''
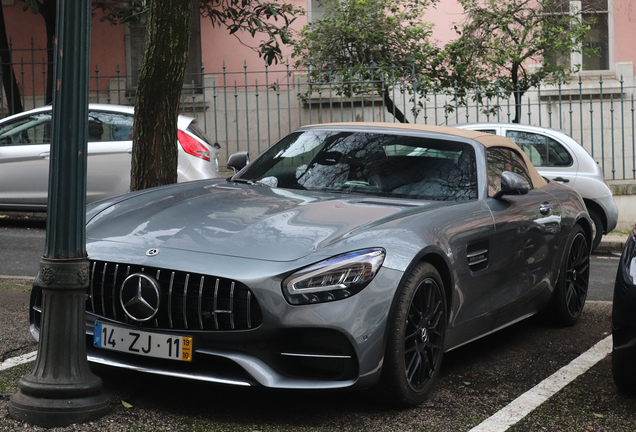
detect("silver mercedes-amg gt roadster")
[30,123,593,406]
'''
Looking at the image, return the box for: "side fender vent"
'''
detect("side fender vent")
[466,240,489,272]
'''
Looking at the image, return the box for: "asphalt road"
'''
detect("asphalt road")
[0,216,621,301]
[0,217,633,431]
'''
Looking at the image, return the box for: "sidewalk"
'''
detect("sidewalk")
[596,232,630,254]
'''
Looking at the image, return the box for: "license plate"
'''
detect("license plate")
[94,322,193,362]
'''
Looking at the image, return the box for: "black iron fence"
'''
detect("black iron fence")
[2,47,635,181]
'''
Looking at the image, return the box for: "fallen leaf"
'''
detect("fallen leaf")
[122,401,133,409]
[593,413,604,418]
[463,381,471,386]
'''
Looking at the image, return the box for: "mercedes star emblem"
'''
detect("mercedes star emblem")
[146,248,160,257]
[120,273,161,322]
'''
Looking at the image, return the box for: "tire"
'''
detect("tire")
[588,208,604,251]
[548,225,590,327]
[612,347,636,393]
[377,262,447,407]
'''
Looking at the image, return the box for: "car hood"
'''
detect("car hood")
[87,180,444,262]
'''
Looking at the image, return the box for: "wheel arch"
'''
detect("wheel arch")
[396,249,454,323]
[583,198,606,233]
[419,253,453,319]
[575,212,595,250]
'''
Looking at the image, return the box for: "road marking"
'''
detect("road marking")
[469,335,613,432]
[0,351,37,371]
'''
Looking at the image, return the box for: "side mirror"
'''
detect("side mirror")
[227,151,250,173]
[493,171,530,200]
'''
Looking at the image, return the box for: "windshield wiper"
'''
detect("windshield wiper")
[228,177,255,185]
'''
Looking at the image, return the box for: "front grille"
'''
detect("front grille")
[88,260,263,331]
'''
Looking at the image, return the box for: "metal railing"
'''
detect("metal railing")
[2,47,635,181]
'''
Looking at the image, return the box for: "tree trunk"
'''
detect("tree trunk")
[382,87,409,123]
[130,0,192,191]
[40,0,56,105]
[0,5,23,114]
[511,64,523,124]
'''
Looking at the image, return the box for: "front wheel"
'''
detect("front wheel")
[548,225,590,327]
[377,262,447,407]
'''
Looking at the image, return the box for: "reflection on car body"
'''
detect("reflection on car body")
[29,123,594,406]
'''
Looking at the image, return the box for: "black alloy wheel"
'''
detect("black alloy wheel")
[564,230,590,317]
[378,262,447,406]
[550,225,590,327]
[404,275,445,392]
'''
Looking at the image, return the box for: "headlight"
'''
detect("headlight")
[282,248,385,305]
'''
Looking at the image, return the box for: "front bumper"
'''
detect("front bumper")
[30,252,404,390]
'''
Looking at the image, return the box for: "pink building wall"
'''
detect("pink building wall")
[613,0,636,70]
[3,2,125,100]
[1,0,633,99]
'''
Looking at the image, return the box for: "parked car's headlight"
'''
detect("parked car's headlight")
[283,248,385,305]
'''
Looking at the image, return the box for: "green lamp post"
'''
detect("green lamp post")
[8,0,110,426]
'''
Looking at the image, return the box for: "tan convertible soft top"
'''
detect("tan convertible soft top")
[312,122,547,188]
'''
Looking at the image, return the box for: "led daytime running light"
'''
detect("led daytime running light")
[283,248,385,305]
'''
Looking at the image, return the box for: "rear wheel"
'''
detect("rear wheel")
[549,225,590,327]
[378,262,447,407]
[588,208,604,251]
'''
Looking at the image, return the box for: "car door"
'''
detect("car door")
[503,128,579,188]
[0,111,52,208]
[485,146,562,325]
[85,110,134,203]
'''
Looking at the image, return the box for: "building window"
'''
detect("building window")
[581,0,609,70]
[124,0,202,91]
[546,0,610,71]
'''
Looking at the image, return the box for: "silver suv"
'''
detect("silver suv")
[457,123,618,250]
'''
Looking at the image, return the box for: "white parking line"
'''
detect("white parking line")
[0,351,37,371]
[469,335,613,432]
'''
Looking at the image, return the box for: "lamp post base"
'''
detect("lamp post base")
[8,258,110,428]
[9,390,110,428]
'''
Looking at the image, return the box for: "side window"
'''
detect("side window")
[487,147,533,197]
[505,130,573,167]
[0,113,52,146]
[88,111,134,142]
[474,129,497,135]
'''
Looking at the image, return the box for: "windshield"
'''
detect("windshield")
[235,130,478,201]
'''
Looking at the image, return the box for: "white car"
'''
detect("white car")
[0,104,220,211]
[456,123,618,249]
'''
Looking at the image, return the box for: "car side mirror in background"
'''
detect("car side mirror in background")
[493,171,530,200]
[227,151,250,173]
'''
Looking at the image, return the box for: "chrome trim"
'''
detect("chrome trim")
[155,269,161,328]
[198,276,205,329]
[100,262,107,315]
[247,291,252,329]
[280,353,353,359]
[87,355,251,387]
[466,249,488,258]
[229,281,235,330]
[213,278,219,330]
[183,273,190,329]
[168,271,175,328]
[112,264,119,318]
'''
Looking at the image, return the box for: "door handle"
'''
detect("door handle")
[553,177,570,183]
[539,202,552,215]
[126,148,133,154]
[39,152,50,159]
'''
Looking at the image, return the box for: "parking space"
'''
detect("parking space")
[1,280,635,431]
